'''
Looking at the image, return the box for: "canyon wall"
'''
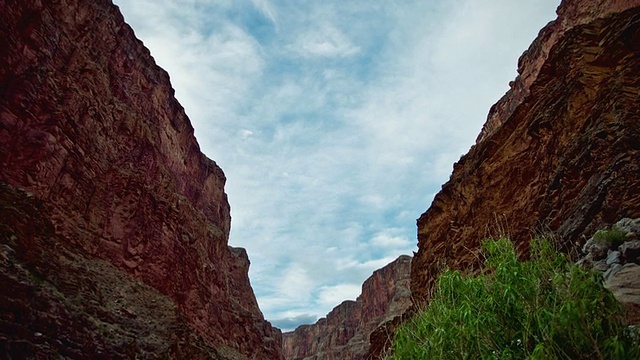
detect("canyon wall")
[412,0,640,308]
[477,0,640,143]
[0,0,282,358]
[282,255,411,360]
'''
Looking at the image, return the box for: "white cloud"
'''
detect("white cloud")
[113,0,561,331]
[277,264,314,302]
[318,284,362,308]
[238,129,254,140]
[353,257,400,273]
[371,232,411,249]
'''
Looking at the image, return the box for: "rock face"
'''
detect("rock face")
[282,255,411,360]
[412,0,640,309]
[0,0,281,358]
[477,0,640,143]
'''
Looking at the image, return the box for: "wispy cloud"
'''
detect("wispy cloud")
[290,23,360,58]
[251,0,277,25]
[114,0,560,331]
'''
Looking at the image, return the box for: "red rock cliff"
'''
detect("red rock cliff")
[0,0,282,358]
[413,0,640,308]
[282,255,411,360]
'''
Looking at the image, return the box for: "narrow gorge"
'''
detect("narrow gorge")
[2,0,640,359]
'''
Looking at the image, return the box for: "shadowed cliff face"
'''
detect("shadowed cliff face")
[282,255,411,360]
[412,0,640,308]
[0,0,282,358]
[0,184,237,358]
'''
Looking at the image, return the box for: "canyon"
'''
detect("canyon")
[2,0,640,359]
[284,0,640,358]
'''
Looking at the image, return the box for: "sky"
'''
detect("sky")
[112,0,560,331]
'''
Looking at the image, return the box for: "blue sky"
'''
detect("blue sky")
[113,0,560,331]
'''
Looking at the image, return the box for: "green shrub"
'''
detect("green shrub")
[389,237,639,360]
[593,227,627,248]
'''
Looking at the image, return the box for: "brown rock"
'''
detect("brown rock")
[282,255,411,360]
[413,0,640,311]
[0,0,281,358]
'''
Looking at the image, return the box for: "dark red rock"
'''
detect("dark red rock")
[0,0,282,358]
[0,184,235,359]
[282,255,411,360]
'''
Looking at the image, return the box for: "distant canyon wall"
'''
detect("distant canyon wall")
[282,255,411,360]
[0,0,281,358]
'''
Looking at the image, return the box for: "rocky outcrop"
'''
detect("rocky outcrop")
[282,255,411,360]
[580,218,640,325]
[0,0,281,358]
[412,0,640,311]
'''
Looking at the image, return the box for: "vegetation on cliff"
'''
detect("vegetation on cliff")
[389,238,640,359]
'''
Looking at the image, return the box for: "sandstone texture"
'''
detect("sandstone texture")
[282,255,411,360]
[0,0,281,358]
[413,0,640,310]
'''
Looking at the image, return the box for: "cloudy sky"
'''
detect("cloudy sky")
[113,0,560,331]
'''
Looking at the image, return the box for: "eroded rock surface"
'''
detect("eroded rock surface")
[0,0,281,358]
[413,0,640,309]
[0,184,237,358]
[282,255,411,360]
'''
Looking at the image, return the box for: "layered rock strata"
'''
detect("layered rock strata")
[477,0,640,143]
[0,0,281,358]
[413,0,640,309]
[282,255,411,360]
